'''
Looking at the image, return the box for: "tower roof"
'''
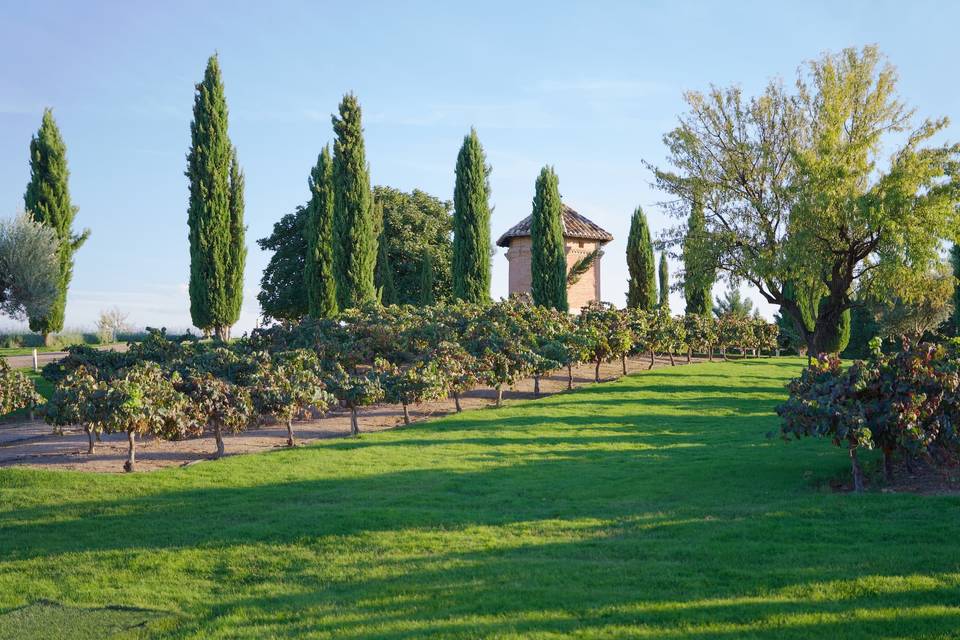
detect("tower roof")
[495,204,614,247]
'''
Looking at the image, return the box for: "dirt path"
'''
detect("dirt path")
[3,343,128,370]
[0,354,713,473]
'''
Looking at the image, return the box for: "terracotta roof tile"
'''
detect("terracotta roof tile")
[496,204,613,247]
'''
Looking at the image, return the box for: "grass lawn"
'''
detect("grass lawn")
[1,358,958,638]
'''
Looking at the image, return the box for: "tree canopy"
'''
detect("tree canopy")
[374,186,452,305]
[651,46,960,355]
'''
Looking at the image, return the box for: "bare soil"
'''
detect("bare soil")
[0,354,708,473]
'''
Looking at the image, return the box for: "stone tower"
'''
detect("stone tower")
[496,204,613,311]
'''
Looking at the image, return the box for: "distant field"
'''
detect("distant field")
[1,358,958,639]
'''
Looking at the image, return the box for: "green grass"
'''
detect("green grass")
[1,358,958,639]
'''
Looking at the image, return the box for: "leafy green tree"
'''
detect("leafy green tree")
[713,286,753,319]
[626,206,657,310]
[257,207,308,323]
[0,361,42,418]
[0,213,59,322]
[658,253,670,312]
[577,302,633,382]
[452,128,492,303]
[323,362,384,435]
[23,108,89,337]
[187,54,244,341]
[44,368,99,453]
[374,186,452,304]
[652,46,960,356]
[99,362,191,472]
[332,93,377,309]
[682,193,713,315]
[251,350,330,447]
[530,166,568,312]
[179,373,254,459]
[305,146,338,318]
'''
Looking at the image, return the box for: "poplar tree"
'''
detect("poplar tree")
[332,93,377,309]
[682,193,713,315]
[530,166,568,312]
[452,128,492,303]
[186,54,243,341]
[305,145,338,318]
[626,206,657,310]
[658,253,670,312]
[23,108,89,338]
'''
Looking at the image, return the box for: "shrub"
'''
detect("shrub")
[0,361,42,417]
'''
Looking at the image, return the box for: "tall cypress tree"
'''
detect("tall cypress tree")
[305,145,338,318]
[626,206,657,310]
[452,128,492,303]
[225,148,246,335]
[375,223,397,306]
[23,108,89,338]
[530,166,568,312]
[187,54,242,341]
[682,193,713,315]
[420,251,435,306]
[332,93,377,309]
[658,253,670,312]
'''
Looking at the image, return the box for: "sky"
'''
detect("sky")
[2,0,959,334]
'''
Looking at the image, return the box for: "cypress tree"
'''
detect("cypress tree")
[626,206,657,310]
[420,251,435,306]
[452,128,492,303]
[23,108,89,338]
[375,224,397,306]
[305,145,338,318]
[658,253,670,312]
[225,148,246,335]
[530,166,568,312]
[332,93,377,309]
[682,193,713,315]
[187,54,242,341]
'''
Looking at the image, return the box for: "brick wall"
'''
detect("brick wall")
[504,237,603,311]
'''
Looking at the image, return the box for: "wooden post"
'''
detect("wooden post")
[33,348,39,372]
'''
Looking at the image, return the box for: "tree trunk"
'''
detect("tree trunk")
[214,423,225,459]
[687,347,692,364]
[350,406,359,436]
[495,386,503,407]
[708,346,714,362]
[722,347,727,361]
[649,350,655,369]
[84,425,95,454]
[883,449,894,482]
[402,403,410,425]
[594,361,601,383]
[124,431,136,473]
[849,442,864,493]
[533,375,540,397]
[621,355,627,376]
[567,364,573,390]
[669,352,676,366]
[96,431,102,442]
[453,390,462,413]
[286,417,295,446]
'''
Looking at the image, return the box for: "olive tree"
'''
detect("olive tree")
[0,212,59,321]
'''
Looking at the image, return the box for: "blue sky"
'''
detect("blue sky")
[2,0,958,332]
